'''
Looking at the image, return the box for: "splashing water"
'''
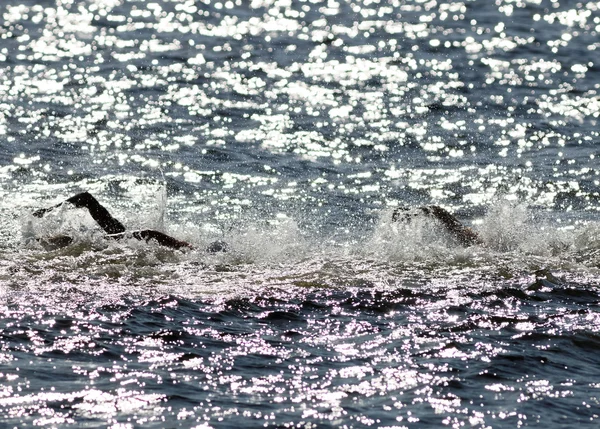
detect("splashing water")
[2,0,600,427]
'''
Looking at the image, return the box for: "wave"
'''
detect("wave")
[2,192,600,303]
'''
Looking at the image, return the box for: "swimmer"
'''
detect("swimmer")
[32,193,476,251]
[32,191,227,252]
[391,205,482,246]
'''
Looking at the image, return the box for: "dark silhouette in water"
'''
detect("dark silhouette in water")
[32,193,477,251]
[33,191,228,252]
[392,206,482,246]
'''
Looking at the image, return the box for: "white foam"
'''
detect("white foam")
[364,207,477,263]
[11,192,600,299]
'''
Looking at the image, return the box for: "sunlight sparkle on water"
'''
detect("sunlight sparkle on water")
[2,0,600,427]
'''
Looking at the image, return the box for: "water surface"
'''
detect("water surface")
[2,0,600,427]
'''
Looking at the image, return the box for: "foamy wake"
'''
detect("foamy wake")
[366,200,600,269]
[15,194,600,288]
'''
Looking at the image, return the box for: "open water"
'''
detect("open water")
[1,0,600,427]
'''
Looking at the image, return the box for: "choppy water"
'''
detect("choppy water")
[2,0,600,427]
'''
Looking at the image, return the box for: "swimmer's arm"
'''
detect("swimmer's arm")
[429,206,482,246]
[32,191,126,235]
[111,230,194,250]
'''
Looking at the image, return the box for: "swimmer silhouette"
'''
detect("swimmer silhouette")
[32,191,227,252]
[391,205,482,246]
[32,193,476,251]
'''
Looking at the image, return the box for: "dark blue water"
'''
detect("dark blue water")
[2,0,600,427]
